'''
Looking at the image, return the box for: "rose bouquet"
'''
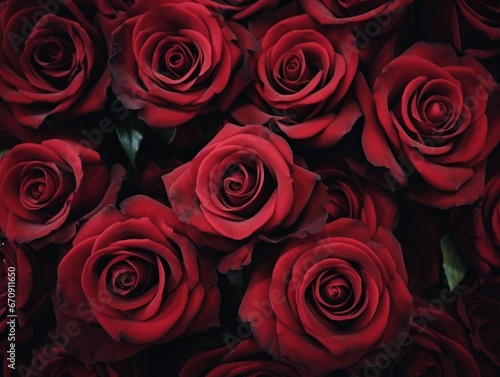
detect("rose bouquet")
[1,0,499,376]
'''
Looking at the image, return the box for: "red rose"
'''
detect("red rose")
[193,0,279,20]
[239,218,412,376]
[0,0,110,128]
[458,277,500,367]
[232,12,361,147]
[109,0,256,128]
[451,153,500,278]
[57,195,220,346]
[358,42,500,208]
[0,140,124,248]
[180,339,306,377]
[163,124,329,272]
[357,299,481,376]
[312,157,397,235]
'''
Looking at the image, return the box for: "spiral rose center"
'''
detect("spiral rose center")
[276,50,314,93]
[107,257,158,297]
[161,42,196,80]
[425,101,449,123]
[307,268,365,325]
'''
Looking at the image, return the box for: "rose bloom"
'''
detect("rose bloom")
[0,139,124,248]
[232,12,361,147]
[163,124,329,272]
[0,0,110,128]
[358,42,500,208]
[109,0,256,128]
[458,277,500,368]
[57,195,220,346]
[451,152,500,278]
[180,339,307,377]
[239,218,412,376]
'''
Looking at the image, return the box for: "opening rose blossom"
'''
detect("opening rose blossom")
[163,124,329,272]
[0,139,125,248]
[109,0,256,128]
[358,42,500,208]
[57,195,220,350]
[0,0,110,128]
[232,12,361,147]
[239,218,413,376]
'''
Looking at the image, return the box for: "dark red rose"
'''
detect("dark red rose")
[451,153,500,278]
[393,200,444,295]
[109,0,257,128]
[312,158,397,234]
[457,277,500,367]
[163,124,329,272]
[57,195,220,346]
[356,298,481,376]
[180,338,306,377]
[0,0,110,128]
[358,42,500,208]
[239,218,412,375]
[0,140,125,248]
[232,12,361,147]
[193,0,279,20]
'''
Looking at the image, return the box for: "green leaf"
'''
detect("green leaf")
[0,149,9,158]
[116,115,145,167]
[156,127,177,144]
[440,233,467,291]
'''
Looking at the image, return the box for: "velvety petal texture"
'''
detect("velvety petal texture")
[239,218,412,376]
[163,124,329,272]
[109,0,256,128]
[232,12,361,147]
[359,42,500,208]
[0,139,125,248]
[0,0,110,128]
[56,195,220,356]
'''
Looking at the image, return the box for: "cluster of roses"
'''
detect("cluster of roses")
[1,0,499,376]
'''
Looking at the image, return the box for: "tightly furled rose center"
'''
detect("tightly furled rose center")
[395,76,464,142]
[7,161,75,220]
[157,39,198,82]
[308,269,363,324]
[261,30,341,100]
[219,160,272,213]
[106,256,160,298]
